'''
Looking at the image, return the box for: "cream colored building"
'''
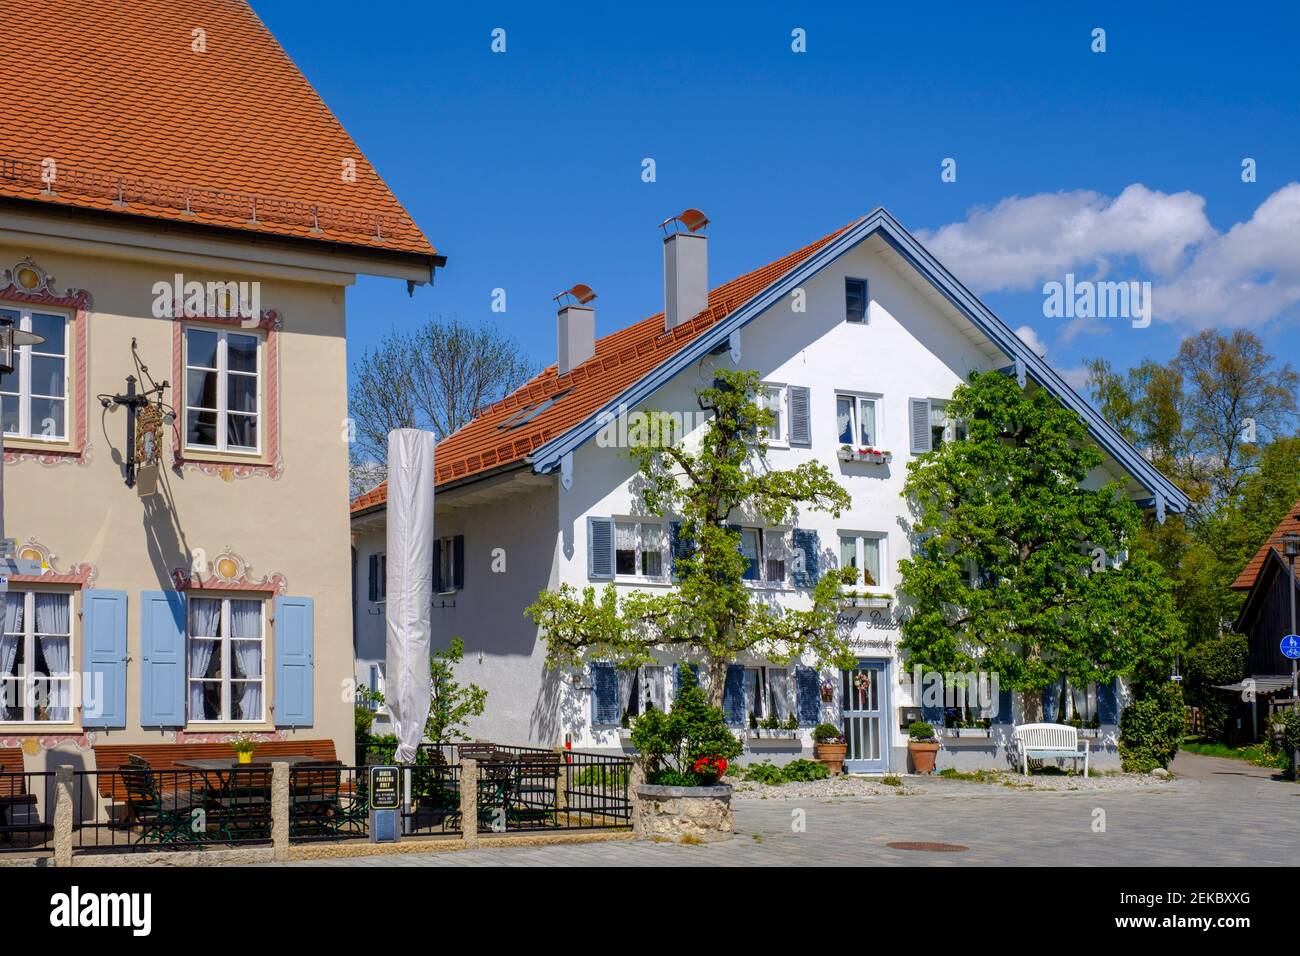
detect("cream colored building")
[0,0,440,772]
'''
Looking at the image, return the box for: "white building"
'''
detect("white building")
[350,208,1188,772]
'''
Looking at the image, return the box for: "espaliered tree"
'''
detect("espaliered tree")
[526,368,856,707]
[897,371,1182,720]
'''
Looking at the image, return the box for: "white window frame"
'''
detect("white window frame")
[745,666,792,722]
[183,325,263,454]
[0,590,74,724]
[835,392,881,448]
[838,532,887,589]
[929,399,967,449]
[738,527,790,588]
[757,383,788,448]
[613,519,668,581]
[624,664,670,717]
[187,596,267,724]
[0,305,70,442]
[366,663,389,715]
[438,536,458,594]
[1065,681,1098,722]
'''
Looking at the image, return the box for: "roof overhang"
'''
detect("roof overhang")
[526,207,1190,515]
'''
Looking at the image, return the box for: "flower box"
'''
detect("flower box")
[839,593,892,609]
[838,446,892,464]
[1077,728,1100,740]
[944,728,992,739]
[747,729,800,740]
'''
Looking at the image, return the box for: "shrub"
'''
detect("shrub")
[813,722,845,744]
[744,761,787,785]
[1275,709,1300,764]
[572,764,629,789]
[908,720,936,742]
[781,758,830,782]
[881,774,903,787]
[630,666,742,786]
[1184,634,1248,741]
[1120,682,1184,772]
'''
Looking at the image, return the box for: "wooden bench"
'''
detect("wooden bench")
[1012,723,1089,777]
[92,740,339,798]
[0,748,48,839]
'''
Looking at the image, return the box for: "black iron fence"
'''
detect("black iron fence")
[73,768,272,853]
[0,771,54,855]
[288,764,369,842]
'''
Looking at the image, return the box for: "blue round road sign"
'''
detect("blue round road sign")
[1281,635,1300,660]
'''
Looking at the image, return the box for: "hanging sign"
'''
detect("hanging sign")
[135,404,165,467]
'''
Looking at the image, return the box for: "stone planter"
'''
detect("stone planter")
[635,784,734,843]
[813,741,848,775]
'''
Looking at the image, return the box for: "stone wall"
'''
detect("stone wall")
[634,784,734,843]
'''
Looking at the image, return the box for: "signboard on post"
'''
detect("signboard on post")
[1282,635,1300,660]
[369,765,401,843]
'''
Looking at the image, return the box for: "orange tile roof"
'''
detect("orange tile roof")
[351,219,861,513]
[0,0,434,259]
[1231,500,1300,590]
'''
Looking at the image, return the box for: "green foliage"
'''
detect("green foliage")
[908,720,936,742]
[881,774,903,787]
[898,371,1182,698]
[1119,682,1185,771]
[572,764,629,789]
[781,758,830,782]
[1183,634,1248,740]
[813,722,844,744]
[527,368,856,703]
[425,637,488,745]
[628,667,742,784]
[743,762,786,785]
[1275,709,1300,763]
[355,702,376,740]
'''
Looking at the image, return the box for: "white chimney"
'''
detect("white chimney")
[661,208,709,331]
[555,283,596,375]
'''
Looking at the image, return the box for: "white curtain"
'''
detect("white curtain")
[618,668,637,716]
[188,598,221,719]
[1,595,20,674]
[34,595,70,720]
[769,669,790,720]
[230,600,263,720]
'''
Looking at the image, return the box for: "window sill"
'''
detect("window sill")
[180,447,266,464]
[746,729,800,740]
[839,593,892,609]
[612,577,672,588]
[185,722,274,732]
[0,722,81,733]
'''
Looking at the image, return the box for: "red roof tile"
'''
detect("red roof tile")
[0,0,434,259]
[1231,500,1300,590]
[351,219,861,512]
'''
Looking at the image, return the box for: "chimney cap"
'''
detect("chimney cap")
[553,283,597,306]
[659,208,709,235]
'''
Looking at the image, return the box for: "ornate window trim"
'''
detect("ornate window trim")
[170,547,287,594]
[0,258,93,467]
[170,309,283,480]
[4,537,97,587]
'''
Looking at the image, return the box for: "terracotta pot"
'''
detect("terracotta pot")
[813,741,848,775]
[908,741,940,774]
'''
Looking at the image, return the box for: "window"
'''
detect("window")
[736,528,788,585]
[839,533,885,588]
[756,384,787,446]
[845,278,868,323]
[187,597,265,722]
[184,327,261,453]
[836,393,878,447]
[362,664,388,714]
[620,664,668,718]
[614,521,667,579]
[1065,682,1098,723]
[745,666,791,722]
[498,389,571,430]
[0,307,68,441]
[438,536,457,593]
[368,553,387,602]
[1,591,73,723]
[929,400,966,449]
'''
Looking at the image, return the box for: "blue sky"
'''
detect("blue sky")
[256,0,1300,394]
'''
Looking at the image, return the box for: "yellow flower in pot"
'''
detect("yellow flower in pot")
[230,733,257,764]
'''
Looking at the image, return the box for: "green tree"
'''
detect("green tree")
[425,637,488,744]
[897,371,1182,716]
[1183,633,1248,741]
[526,368,855,707]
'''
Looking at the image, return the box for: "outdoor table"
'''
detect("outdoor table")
[174,755,320,770]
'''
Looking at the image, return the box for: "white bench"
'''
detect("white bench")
[1012,723,1089,777]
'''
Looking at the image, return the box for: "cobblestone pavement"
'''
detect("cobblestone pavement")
[275,753,1300,867]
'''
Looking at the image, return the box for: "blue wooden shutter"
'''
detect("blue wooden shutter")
[140,591,185,727]
[1097,679,1119,724]
[791,528,820,587]
[588,517,614,579]
[589,662,619,725]
[433,539,443,593]
[367,555,379,602]
[909,398,932,454]
[82,590,127,728]
[274,596,314,727]
[722,664,746,726]
[1041,679,1062,722]
[796,665,821,725]
[669,521,694,578]
[993,686,1015,725]
[788,386,811,446]
[452,535,465,590]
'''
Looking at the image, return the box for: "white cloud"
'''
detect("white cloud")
[919,183,1300,329]
[1014,324,1047,357]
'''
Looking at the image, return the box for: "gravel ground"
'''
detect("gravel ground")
[727,768,1185,799]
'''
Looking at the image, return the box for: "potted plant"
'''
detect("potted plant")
[813,722,848,774]
[907,721,940,773]
[230,732,257,764]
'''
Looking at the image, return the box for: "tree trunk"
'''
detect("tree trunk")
[705,657,728,709]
